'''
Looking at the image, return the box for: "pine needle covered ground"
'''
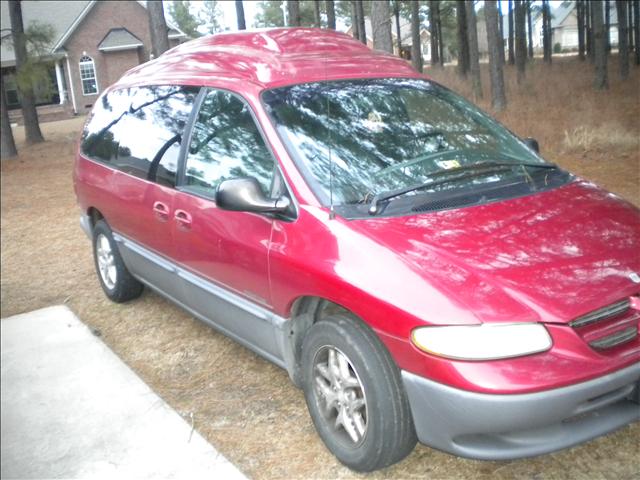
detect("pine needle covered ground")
[1,55,639,479]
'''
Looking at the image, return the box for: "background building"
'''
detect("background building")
[0,0,185,120]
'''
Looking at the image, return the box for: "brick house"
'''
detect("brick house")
[0,0,185,119]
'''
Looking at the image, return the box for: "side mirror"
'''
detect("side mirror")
[523,137,540,153]
[216,177,291,214]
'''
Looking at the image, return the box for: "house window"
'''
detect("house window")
[79,56,98,95]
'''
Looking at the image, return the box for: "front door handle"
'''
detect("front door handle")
[153,201,169,222]
[174,209,192,230]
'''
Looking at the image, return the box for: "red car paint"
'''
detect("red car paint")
[74,28,640,397]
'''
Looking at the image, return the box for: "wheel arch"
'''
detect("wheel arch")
[87,207,105,228]
[284,295,365,388]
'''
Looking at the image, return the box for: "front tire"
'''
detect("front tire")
[92,220,143,303]
[301,314,417,472]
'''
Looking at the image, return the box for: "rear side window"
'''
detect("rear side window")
[81,85,199,188]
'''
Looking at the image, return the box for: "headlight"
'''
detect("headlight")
[411,323,552,361]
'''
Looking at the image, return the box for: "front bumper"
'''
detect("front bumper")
[402,362,640,460]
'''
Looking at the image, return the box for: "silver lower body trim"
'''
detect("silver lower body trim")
[402,362,640,460]
[110,231,291,370]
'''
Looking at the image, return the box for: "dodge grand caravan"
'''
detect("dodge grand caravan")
[73,28,640,472]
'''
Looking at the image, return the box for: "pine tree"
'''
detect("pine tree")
[593,1,608,89]
[288,0,301,27]
[515,0,527,82]
[411,0,423,72]
[372,0,393,53]
[236,1,246,30]
[617,0,629,78]
[456,1,469,76]
[168,1,200,38]
[485,1,506,111]
[8,0,43,144]
[465,1,482,99]
[326,0,336,29]
[1,77,17,158]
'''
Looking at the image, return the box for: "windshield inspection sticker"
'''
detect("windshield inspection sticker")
[437,159,461,170]
[363,111,385,133]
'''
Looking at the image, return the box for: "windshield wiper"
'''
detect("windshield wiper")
[367,161,557,215]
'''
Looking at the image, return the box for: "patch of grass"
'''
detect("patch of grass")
[562,125,640,153]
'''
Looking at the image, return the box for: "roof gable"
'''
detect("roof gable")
[98,28,144,52]
[551,1,575,29]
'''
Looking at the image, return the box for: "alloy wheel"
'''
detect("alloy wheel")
[96,233,117,290]
[313,345,368,445]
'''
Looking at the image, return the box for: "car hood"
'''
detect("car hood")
[350,180,640,324]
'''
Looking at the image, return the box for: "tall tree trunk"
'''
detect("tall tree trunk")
[526,1,534,58]
[605,0,611,52]
[634,0,640,65]
[578,0,586,60]
[313,0,321,27]
[542,0,551,63]
[547,0,553,60]
[288,0,301,27]
[629,0,634,54]
[515,0,527,82]
[8,0,43,144]
[1,76,18,158]
[589,0,595,62]
[508,0,515,64]
[429,1,440,66]
[485,1,506,111]
[411,0,423,72]
[148,0,170,57]
[593,1,608,89]
[456,1,469,76]
[356,0,366,44]
[498,6,506,65]
[465,1,482,99]
[326,0,336,29]
[351,1,359,39]
[617,1,629,78]
[371,0,393,53]
[395,0,402,56]
[235,0,246,30]
[437,7,444,65]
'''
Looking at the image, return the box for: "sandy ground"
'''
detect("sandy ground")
[2,57,639,479]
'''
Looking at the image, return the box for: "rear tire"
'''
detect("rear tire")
[92,220,143,303]
[301,314,417,472]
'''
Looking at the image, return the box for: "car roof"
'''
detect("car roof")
[114,28,423,91]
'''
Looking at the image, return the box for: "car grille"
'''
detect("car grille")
[570,298,640,352]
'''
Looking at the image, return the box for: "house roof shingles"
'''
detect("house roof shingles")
[1,0,91,66]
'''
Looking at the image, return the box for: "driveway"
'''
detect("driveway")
[1,305,246,480]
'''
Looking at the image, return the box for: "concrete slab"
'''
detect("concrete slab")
[1,306,247,480]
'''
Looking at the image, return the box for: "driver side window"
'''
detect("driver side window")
[183,89,274,197]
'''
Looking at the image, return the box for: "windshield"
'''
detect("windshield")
[262,78,548,207]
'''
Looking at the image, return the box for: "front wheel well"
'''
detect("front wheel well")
[285,296,355,387]
[87,207,104,228]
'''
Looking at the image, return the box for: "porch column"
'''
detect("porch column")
[64,54,77,114]
[55,60,66,105]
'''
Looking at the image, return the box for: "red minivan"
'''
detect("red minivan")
[74,29,640,471]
